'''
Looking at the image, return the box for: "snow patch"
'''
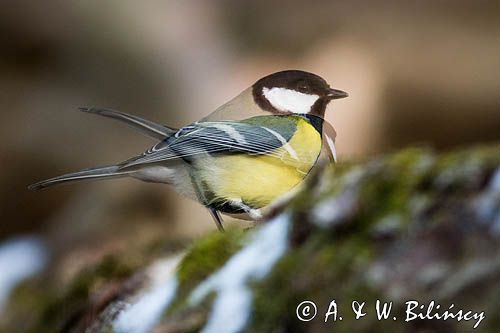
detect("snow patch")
[312,168,363,227]
[474,167,500,234]
[190,213,290,333]
[490,167,500,193]
[113,254,182,333]
[0,236,48,309]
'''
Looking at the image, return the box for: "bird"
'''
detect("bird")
[29,70,348,231]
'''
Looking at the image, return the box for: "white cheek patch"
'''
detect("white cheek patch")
[262,87,319,114]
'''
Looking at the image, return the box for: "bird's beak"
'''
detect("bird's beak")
[327,88,349,100]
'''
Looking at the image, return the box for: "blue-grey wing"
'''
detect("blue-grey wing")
[119,118,297,170]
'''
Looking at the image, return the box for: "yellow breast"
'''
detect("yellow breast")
[196,117,322,209]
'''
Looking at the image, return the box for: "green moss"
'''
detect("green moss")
[248,230,377,332]
[177,226,246,288]
[99,325,114,333]
[359,149,432,222]
[167,226,247,313]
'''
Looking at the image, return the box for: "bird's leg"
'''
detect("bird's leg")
[208,208,225,232]
[189,175,225,231]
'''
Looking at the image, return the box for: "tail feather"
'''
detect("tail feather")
[28,165,130,191]
[78,107,177,140]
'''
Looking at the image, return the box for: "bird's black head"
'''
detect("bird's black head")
[252,70,348,117]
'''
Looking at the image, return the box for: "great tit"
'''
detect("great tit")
[29,70,348,231]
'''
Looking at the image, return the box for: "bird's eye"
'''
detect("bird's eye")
[298,85,309,93]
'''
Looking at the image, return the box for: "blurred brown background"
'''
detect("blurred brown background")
[1,0,499,245]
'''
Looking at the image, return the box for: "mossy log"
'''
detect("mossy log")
[2,144,499,333]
